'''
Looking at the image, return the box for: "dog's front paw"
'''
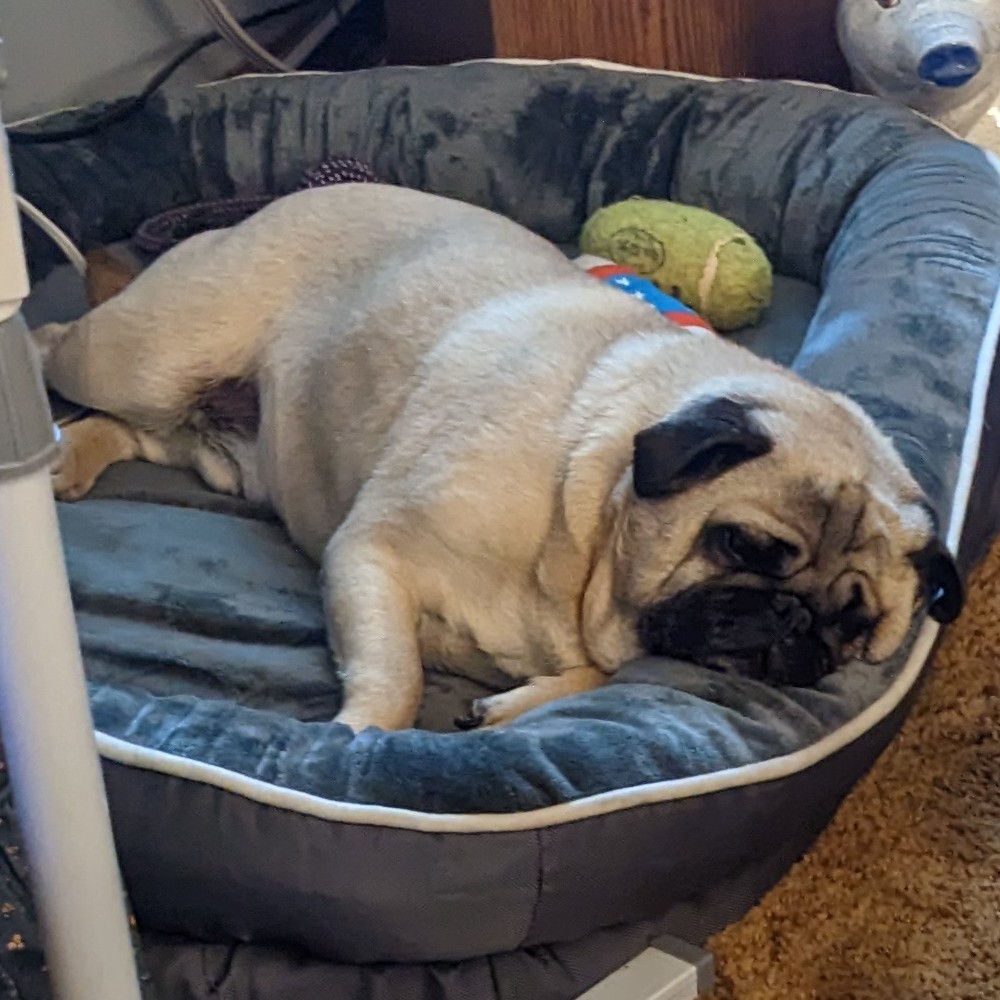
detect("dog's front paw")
[454,669,608,731]
[454,691,525,730]
[333,707,376,733]
[334,702,418,733]
[454,701,488,730]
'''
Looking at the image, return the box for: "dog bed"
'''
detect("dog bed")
[9,60,1000,1000]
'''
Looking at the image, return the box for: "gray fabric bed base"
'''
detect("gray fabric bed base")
[131,670,922,999]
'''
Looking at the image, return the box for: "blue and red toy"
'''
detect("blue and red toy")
[574,255,716,334]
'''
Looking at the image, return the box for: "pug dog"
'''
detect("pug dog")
[32,183,963,732]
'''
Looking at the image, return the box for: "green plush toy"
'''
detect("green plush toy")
[579,197,773,332]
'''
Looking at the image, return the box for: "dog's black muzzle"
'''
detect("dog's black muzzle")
[637,585,854,687]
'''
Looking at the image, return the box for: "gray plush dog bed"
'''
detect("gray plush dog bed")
[8,59,1000,1000]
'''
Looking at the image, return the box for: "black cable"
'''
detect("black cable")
[8,0,314,145]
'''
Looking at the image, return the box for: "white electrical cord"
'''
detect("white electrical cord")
[12,194,89,425]
[196,0,295,72]
[15,193,86,276]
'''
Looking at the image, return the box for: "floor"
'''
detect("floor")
[966,103,1000,155]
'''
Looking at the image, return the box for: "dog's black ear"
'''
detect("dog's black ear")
[911,538,964,624]
[633,396,773,500]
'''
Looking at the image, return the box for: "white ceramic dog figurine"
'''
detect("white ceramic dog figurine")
[837,0,1000,134]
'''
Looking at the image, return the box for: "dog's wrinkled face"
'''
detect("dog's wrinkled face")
[612,389,963,687]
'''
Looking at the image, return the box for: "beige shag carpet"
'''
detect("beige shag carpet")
[706,541,1000,999]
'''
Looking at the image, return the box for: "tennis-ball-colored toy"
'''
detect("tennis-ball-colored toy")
[579,198,773,332]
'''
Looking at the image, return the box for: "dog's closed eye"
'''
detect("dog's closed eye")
[705,523,801,578]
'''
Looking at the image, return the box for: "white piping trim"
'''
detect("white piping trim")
[948,146,1000,551]
[92,60,1000,833]
[97,621,941,833]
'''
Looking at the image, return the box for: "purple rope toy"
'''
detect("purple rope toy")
[132,155,379,256]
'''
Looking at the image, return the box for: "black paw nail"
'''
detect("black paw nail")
[454,704,485,730]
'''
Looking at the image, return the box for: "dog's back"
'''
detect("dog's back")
[39,185,573,425]
[39,183,789,569]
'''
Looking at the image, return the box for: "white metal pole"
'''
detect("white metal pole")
[0,88,143,1000]
[0,468,144,1000]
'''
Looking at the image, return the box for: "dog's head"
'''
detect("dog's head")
[606,383,962,686]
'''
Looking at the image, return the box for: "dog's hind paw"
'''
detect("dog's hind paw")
[51,432,99,501]
[50,415,137,502]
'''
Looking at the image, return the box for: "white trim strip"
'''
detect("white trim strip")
[948,147,1000,552]
[97,621,940,833]
[92,61,1000,834]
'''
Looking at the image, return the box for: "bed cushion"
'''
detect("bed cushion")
[12,60,1000,978]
